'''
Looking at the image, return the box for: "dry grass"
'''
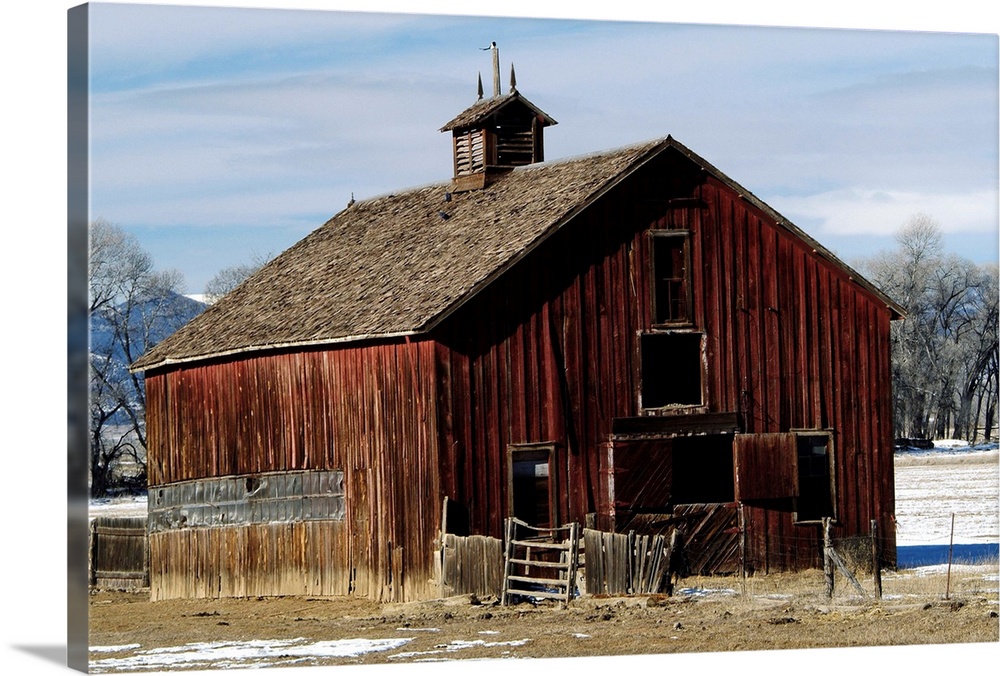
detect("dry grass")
[677,559,999,608]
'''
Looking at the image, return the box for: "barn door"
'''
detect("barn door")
[507,444,557,528]
[733,433,798,502]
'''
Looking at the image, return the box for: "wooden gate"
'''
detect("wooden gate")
[501,518,580,605]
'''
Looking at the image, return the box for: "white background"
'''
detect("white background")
[2,2,998,675]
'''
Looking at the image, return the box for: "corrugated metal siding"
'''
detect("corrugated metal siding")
[145,340,441,602]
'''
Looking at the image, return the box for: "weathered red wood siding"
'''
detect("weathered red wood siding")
[432,147,895,570]
[144,339,441,602]
[695,176,896,570]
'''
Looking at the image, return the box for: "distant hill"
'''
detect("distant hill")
[90,291,205,428]
[90,290,205,365]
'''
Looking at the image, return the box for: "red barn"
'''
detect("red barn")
[132,74,901,602]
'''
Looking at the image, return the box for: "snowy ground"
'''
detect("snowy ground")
[894,449,999,547]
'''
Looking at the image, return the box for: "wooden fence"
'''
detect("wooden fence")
[88,515,760,600]
[90,516,148,590]
[583,528,680,596]
[439,527,685,600]
[438,533,504,597]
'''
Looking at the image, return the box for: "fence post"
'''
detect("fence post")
[89,519,98,587]
[738,503,747,597]
[870,519,882,600]
[823,517,833,599]
[945,513,955,600]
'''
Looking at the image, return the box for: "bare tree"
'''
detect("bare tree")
[203,252,272,304]
[88,220,196,496]
[856,214,999,443]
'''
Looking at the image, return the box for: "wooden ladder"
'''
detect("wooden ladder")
[501,517,580,606]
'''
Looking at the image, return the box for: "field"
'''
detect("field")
[87,447,999,674]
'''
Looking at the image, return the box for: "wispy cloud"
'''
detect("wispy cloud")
[776,188,998,237]
[84,4,999,290]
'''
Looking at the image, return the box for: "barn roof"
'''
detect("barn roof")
[131,136,903,372]
[439,90,557,131]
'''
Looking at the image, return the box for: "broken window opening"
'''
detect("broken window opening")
[640,332,704,409]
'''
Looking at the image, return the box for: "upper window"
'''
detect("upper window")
[640,332,704,409]
[650,231,692,325]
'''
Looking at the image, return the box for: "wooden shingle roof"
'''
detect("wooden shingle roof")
[439,91,557,131]
[131,138,666,371]
[131,135,903,372]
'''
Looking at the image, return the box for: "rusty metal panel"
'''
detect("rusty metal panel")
[734,433,798,502]
[148,469,346,533]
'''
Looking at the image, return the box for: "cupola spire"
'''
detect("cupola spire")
[440,43,557,192]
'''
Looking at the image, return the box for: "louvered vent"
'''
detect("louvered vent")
[454,129,486,176]
[495,117,536,167]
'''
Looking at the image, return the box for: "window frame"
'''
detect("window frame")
[790,429,838,524]
[638,330,707,412]
[649,229,694,328]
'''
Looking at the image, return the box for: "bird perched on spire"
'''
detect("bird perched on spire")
[479,41,501,97]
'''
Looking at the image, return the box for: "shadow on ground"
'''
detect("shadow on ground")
[897,543,999,568]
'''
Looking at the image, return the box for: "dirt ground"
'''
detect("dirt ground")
[88,565,999,672]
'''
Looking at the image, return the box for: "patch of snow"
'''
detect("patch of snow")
[894,458,999,546]
[897,441,999,457]
[387,638,531,661]
[678,587,738,598]
[88,495,148,521]
[89,644,140,653]
[396,627,441,632]
[934,439,971,450]
[88,637,411,673]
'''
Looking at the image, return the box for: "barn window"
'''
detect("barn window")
[650,231,692,325]
[507,444,557,528]
[733,431,837,522]
[640,332,704,409]
[794,432,836,523]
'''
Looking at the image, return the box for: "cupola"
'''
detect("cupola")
[440,43,557,192]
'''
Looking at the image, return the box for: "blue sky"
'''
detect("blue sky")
[83,1,999,295]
